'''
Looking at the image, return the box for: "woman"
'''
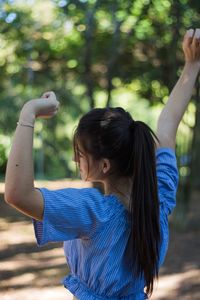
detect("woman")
[5,28,200,299]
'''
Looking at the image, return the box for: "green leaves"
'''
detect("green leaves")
[0,0,200,178]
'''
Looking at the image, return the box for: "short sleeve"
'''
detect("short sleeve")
[33,187,110,246]
[156,147,179,215]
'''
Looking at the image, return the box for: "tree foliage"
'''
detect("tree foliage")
[0,0,200,186]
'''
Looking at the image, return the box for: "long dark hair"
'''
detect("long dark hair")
[73,107,160,297]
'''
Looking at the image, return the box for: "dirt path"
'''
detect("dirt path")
[0,181,199,300]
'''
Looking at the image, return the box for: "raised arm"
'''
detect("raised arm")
[4,92,59,221]
[156,28,200,149]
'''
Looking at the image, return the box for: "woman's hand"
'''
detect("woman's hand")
[183,28,200,66]
[19,91,60,124]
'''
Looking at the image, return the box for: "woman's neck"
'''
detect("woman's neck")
[103,177,132,207]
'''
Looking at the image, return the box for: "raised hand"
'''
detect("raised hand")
[182,28,200,64]
[19,91,60,124]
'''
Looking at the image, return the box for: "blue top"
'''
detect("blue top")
[33,147,179,300]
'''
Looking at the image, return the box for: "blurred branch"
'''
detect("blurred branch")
[106,2,124,107]
[83,0,101,109]
[105,0,152,107]
[168,1,182,89]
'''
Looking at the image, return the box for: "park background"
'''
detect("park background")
[0,0,200,299]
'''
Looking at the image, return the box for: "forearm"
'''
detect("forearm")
[157,62,200,147]
[5,107,36,202]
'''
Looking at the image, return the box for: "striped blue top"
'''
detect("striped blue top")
[33,147,178,300]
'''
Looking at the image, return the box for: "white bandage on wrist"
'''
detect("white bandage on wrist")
[17,120,34,128]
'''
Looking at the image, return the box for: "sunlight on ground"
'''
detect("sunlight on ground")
[0,220,34,245]
[1,287,74,300]
[153,269,200,299]
[0,182,5,193]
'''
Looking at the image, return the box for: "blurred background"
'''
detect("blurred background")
[0,0,200,299]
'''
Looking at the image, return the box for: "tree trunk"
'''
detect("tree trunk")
[190,75,200,189]
[83,0,100,109]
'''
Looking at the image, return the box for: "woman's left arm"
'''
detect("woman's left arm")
[4,92,59,221]
[156,28,200,149]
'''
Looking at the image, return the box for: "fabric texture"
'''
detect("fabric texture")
[33,147,179,300]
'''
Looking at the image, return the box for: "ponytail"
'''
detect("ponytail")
[128,120,160,297]
[74,107,160,296]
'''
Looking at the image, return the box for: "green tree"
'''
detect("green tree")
[0,0,200,215]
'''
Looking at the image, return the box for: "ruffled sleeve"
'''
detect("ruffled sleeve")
[33,187,111,246]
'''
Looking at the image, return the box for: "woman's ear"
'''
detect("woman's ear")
[102,158,111,174]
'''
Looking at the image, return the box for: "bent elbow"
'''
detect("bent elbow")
[4,188,21,206]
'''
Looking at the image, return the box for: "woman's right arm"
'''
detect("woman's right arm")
[156,28,200,149]
[4,91,59,221]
